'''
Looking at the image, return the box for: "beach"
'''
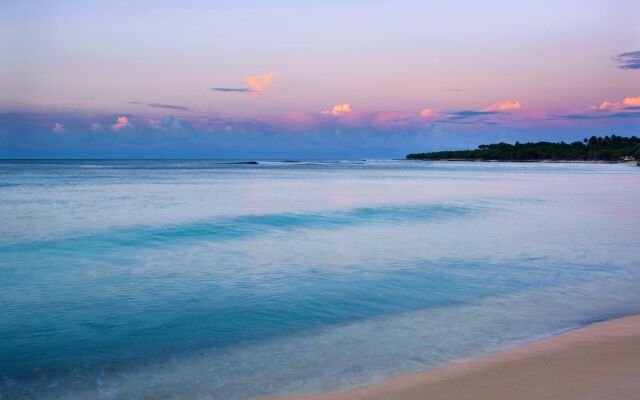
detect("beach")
[282,314,640,400]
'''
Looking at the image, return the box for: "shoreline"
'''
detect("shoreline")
[276,314,640,400]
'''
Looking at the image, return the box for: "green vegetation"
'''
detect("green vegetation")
[407,135,640,162]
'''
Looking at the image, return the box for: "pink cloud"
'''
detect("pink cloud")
[53,122,66,134]
[598,96,640,110]
[322,104,353,116]
[111,116,131,132]
[245,72,275,92]
[482,101,521,111]
[420,108,435,118]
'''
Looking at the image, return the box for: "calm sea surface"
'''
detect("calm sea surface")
[1,160,639,399]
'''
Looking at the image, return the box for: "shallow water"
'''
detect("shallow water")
[1,160,639,399]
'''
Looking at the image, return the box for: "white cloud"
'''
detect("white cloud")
[322,104,352,116]
[111,116,131,132]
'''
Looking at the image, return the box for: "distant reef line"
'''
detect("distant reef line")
[406,135,640,164]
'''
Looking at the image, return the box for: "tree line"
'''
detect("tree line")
[406,135,640,162]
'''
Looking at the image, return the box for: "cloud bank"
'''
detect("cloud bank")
[3,92,639,159]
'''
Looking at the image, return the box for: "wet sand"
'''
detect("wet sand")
[279,314,640,400]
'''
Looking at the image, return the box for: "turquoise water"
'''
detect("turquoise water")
[1,160,639,399]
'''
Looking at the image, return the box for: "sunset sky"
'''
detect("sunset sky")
[1,0,639,158]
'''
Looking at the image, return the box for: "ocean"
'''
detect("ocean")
[1,160,639,399]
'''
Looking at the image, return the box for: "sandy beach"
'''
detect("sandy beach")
[280,314,640,400]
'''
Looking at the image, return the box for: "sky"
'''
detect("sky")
[1,0,639,158]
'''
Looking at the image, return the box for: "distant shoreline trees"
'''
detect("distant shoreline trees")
[406,135,640,162]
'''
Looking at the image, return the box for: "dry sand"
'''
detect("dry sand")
[278,314,640,400]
